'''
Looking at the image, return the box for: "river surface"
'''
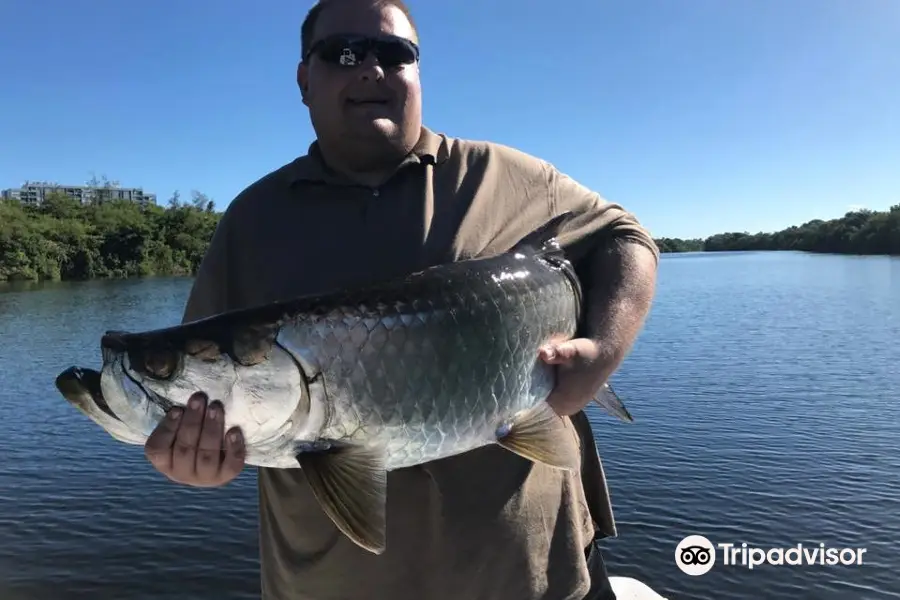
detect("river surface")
[0,251,898,600]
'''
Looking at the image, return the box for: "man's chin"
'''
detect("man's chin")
[345,118,401,139]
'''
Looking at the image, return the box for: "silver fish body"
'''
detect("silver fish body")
[55,212,634,554]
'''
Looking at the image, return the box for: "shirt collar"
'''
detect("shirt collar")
[286,125,447,185]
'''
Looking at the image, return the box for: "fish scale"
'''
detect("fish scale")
[53,211,636,556]
[307,264,569,466]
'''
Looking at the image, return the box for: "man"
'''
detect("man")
[144,0,659,598]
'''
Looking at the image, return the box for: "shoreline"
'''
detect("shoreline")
[3,196,897,283]
[3,248,897,287]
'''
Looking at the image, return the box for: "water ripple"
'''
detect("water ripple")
[1,254,899,599]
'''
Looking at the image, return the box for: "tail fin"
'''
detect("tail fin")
[593,382,634,423]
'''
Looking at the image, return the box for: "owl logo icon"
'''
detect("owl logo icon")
[675,535,716,576]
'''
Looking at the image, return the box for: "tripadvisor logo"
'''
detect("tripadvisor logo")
[675,535,867,576]
[675,535,717,576]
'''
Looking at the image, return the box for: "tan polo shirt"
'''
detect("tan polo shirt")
[181,127,659,600]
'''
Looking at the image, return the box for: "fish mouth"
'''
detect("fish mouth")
[55,365,149,445]
[57,354,173,421]
[56,366,119,420]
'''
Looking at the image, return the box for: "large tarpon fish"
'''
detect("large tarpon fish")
[54,212,634,555]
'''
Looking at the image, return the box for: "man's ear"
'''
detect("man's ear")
[297,61,310,106]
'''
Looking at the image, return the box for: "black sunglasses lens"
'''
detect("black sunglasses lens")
[313,36,417,67]
[315,38,366,65]
[373,40,417,67]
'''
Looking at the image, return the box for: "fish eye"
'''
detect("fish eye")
[133,347,179,380]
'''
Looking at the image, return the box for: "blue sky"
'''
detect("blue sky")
[1,0,897,239]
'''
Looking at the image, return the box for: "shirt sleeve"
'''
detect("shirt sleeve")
[181,210,233,324]
[546,163,660,265]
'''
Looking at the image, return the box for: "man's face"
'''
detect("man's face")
[298,2,422,155]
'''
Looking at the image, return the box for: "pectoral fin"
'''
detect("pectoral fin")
[495,401,579,471]
[593,382,634,423]
[295,443,388,555]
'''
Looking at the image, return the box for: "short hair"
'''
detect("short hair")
[300,0,419,60]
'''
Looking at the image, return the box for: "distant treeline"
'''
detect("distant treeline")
[656,205,900,255]
[2,193,898,282]
[0,189,219,282]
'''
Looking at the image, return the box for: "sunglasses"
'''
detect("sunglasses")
[305,34,420,69]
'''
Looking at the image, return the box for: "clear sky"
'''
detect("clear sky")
[1,0,897,239]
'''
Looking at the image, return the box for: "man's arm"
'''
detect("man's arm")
[575,237,656,387]
[541,164,659,416]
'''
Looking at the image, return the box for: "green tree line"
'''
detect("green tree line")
[0,188,219,282]
[657,205,900,255]
[2,193,898,282]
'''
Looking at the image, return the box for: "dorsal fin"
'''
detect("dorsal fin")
[509,211,575,256]
[508,211,584,323]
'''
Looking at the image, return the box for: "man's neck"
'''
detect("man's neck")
[316,137,416,188]
[330,162,397,188]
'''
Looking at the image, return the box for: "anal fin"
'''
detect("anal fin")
[295,442,388,555]
[495,401,579,471]
[593,382,634,423]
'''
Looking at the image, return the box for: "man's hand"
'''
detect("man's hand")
[144,392,246,488]
[540,238,658,416]
[539,338,611,416]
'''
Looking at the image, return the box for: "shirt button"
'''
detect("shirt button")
[372,189,380,197]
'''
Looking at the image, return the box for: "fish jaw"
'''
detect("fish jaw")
[55,366,148,445]
[99,353,168,438]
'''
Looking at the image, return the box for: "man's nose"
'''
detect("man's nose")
[356,53,385,81]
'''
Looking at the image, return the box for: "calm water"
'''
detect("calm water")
[1,251,898,600]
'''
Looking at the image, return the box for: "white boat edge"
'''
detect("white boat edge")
[608,576,668,600]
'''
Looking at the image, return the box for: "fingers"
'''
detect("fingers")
[144,405,184,474]
[221,427,246,482]
[539,342,576,364]
[194,400,226,482]
[170,393,209,483]
[538,345,562,364]
[539,339,601,365]
[143,391,245,488]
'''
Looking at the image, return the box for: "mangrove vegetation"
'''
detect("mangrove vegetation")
[1,190,898,282]
[654,205,900,256]
[1,188,218,282]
